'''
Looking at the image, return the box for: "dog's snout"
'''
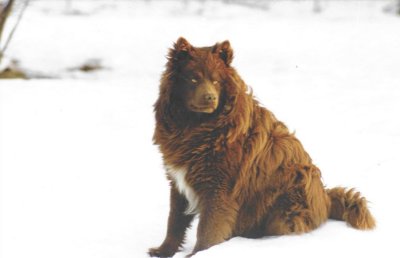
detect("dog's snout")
[204,93,217,103]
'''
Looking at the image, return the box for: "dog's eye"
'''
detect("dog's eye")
[213,81,218,85]
[191,79,198,84]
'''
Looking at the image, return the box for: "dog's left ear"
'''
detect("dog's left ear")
[171,37,194,61]
[213,40,233,66]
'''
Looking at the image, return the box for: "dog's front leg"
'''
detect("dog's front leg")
[188,193,237,257]
[149,185,195,257]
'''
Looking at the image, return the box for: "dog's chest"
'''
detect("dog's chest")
[166,166,199,215]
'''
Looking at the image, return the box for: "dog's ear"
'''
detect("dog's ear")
[175,37,192,52]
[171,37,194,61]
[213,40,233,66]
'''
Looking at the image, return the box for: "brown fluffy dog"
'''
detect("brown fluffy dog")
[149,37,375,257]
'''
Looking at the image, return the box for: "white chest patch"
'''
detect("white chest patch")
[166,166,199,215]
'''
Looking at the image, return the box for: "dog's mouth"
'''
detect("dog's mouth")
[189,104,217,114]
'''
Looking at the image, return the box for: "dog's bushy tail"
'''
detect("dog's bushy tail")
[327,187,375,230]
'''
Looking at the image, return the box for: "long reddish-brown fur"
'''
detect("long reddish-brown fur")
[149,37,375,257]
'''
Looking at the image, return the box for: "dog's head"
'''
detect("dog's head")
[165,37,234,114]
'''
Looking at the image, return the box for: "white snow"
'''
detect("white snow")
[1,0,400,258]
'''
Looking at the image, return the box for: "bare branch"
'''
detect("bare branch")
[1,0,29,57]
[0,0,14,44]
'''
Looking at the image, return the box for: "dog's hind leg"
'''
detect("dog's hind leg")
[264,165,330,235]
[264,205,316,235]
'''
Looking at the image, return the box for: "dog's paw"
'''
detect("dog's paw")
[148,246,176,258]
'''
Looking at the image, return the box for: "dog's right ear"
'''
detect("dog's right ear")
[170,37,193,61]
[175,37,192,52]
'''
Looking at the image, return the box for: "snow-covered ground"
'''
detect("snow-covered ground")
[1,1,400,257]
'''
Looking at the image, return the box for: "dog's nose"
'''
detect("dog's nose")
[204,93,217,103]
